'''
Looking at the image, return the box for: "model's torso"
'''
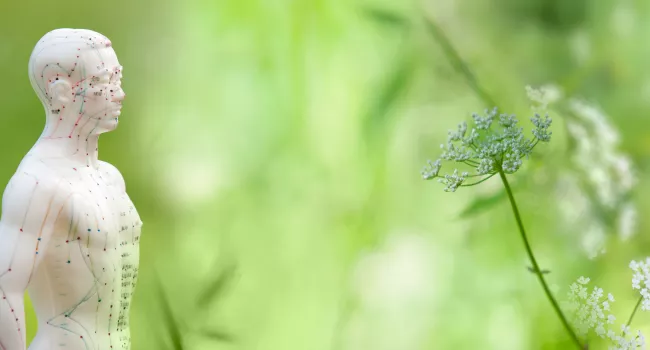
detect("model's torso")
[19,158,141,350]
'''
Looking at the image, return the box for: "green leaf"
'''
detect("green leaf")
[200,328,236,343]
[362,7,410,28]
[458,189,506,218]
[527,266,551,274]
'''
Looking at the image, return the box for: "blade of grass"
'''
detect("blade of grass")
[194,263,237,344]
[154,271,184,350]
[362,7,410,28]
[200,328,236,343]
[196,264,237,309]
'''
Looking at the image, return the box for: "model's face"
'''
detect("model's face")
[76,47,125,132]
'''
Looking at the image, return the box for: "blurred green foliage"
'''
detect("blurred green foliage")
[2,0,650,349]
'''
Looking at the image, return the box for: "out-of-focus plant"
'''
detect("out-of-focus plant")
[557,258,650,349]
[421,90,647,349]
[527,84,638,259]
[154,264,236,349]
[421,12,645,348]
[420,97,588,347]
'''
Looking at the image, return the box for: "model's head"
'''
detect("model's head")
[28,28,125,134]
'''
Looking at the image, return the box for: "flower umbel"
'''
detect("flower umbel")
[422,107,552,191]
[563,276,645,349]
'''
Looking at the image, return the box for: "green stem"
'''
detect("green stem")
[498,170,583,349]
[422,15,497,108]
[460,173,496,187]
[625,295,643,329]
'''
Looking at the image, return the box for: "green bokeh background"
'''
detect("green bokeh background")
[2,0,650,349]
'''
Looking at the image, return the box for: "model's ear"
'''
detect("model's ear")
[48,78,72,106]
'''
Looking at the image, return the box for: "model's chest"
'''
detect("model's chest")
[68,176,142,251]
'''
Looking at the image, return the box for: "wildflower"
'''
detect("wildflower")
[563,276,646,349]
[629,259,650,311]
[567,100,636,210]
[421,106,552,191]
[546,88,638,257]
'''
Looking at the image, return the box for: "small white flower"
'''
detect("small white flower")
[578,276,591,284]
[621,325,630,335]
[607,315,616,324]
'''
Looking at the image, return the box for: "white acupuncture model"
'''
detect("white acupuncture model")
[0,29,141,350]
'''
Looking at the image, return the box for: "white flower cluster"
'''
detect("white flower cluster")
[565,100,637,256]
[630,259,650,311]
[567,100,636,210]
[564,276,645,349]
[421,104,553,192]
[531,84,639,257]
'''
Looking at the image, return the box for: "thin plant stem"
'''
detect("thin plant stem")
[422,14,497,108]
[424,11,582,348]
[498,170,583,349]
[460,173,496,187]
[625,295,643,329]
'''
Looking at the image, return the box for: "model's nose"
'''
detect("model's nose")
[112,87,125,103]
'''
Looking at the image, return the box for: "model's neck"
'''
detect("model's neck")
[32,112,103,169]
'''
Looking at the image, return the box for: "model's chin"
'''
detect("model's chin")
[97,118,119,133]
[110,110,120,127]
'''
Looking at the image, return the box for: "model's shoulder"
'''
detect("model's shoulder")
[6,160,72,195]
[1,169,75,217]
[98,160,125,191]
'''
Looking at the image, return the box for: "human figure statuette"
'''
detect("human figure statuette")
[0,29,141,350]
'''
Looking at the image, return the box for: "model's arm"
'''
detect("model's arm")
[0,172,67,350]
